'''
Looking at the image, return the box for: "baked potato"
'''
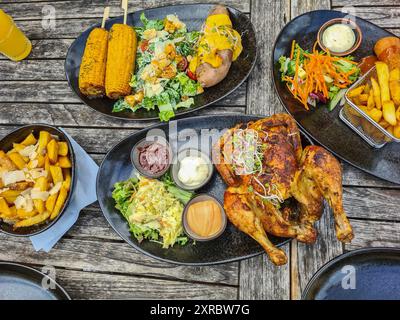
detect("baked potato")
[188,5,243,88]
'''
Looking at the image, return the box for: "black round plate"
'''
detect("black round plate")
[0,124,76,237]
[302,248,400,300]
[272,10,400,185]
[65,3,257,121]
[0,262,71,300]
[97,114,314,265]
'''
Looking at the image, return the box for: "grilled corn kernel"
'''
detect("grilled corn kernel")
[79,28,109,98]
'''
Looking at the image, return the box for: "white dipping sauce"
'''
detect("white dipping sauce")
[178,156,209,187]
[322,23,356,53]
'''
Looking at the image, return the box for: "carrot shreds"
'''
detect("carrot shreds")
[281,43,360,110]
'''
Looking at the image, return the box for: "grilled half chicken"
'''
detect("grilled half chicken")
[213,114,353,265]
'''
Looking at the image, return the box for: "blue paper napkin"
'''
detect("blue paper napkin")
[30,129,99,252]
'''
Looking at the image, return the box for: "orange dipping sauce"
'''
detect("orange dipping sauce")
[186,200,223,238]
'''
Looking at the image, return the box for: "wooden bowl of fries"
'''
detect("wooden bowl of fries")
[0,125,75,236]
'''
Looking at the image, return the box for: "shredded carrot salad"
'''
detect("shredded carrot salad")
[282,40,358,110]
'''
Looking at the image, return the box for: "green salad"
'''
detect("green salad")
[112,173,193,248]
[113,13,203,121]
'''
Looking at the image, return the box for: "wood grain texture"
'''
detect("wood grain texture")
[246,0,290,116]
[2,0,250,21]
[345,219,400,251]
[0,233,239,286]
[54,268,237,300]
[333,0,400,6]
[291,0,330,17]
[0,103,246,128]
[291,206,344,299]
[0,80,246,106]
[239,244,291,300]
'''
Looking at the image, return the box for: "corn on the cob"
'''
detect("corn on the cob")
[79,28,109,98]
[105,24,137,99]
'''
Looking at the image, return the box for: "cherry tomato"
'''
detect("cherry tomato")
[187,69,197,81]
[177,56,188,72]
[140,40,149,52]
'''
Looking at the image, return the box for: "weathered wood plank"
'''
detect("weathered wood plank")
[0,233,239,286]
[345,219,400,251]
[246,0,290,116]
[0,60,65,80]
[0,81,246,106]
[239,0,292,301]
[330,7,400,28]
[54,268,237,300]
[0,103,246,128]
[0,39,73,60]
[2,0,250,21]
[239,244,291,300]
[333,0,400,6]
[343,187,400,221]
[291,0,331,17]
[291,206,344,299]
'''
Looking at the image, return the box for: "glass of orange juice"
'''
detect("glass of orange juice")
[0,9,31,61]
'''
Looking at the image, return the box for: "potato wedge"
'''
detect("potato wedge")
[0,197,12,217]
[376,62,391,103]
[7,181,34,191]
[348,85,365,98]
[383,100,397,126]
[367,89,375,110]
[359,94,369,104]
[47,139,59,164]
[389,67,400,106]
[12,143,26,152]
[371,77,382,110]
[394,124,400,139]
[44,155,51,181]
[14,211,51,228]
[33,176,48,214]
[0,150,17,171]
[0,189,22,204]
[16,208,38,219]
[57,142,69,157]
[50,187,67,220]
[46,192,58,213]
[58,156,72,169]
[397,106,400,122]
[8,152,26,170]
[49,165,63,184]
[379,119,390,128]
[21,133,37,146]
[62,169,71,191]
[38,131,51,155]
[367,108,383,123]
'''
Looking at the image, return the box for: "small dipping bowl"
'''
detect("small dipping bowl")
[317,18,362,56]
[182,194,227,242]
[171,148,214,191]
[131,135,172,179]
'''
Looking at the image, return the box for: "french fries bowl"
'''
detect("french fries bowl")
[0,125,75,237]
[344,66,400,147]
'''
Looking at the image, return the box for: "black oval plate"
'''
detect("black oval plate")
[97,115,314,265]
[302,248,400,300]
[0,124,76,237]
[272,10,400,185]
[0,262,71,300]
[65,3,257,121]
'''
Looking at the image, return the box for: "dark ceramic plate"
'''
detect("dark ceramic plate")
[65,3,257,121]
[0,262,71,300]
[97,115,313,265]
[302,248,400,300]
[273,10,400,185]
[0,125,76,237]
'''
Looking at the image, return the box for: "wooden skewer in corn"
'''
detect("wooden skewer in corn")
[78,6,110,98]
[105,0,138,99]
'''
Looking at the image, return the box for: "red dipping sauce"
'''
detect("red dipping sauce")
[138,142,169,174]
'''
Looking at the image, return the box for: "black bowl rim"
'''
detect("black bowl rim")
[64,3,258,122]
[271,9,400,185]
[301,247,400,300]
[0,124,76,237]
[96,114,315,266]
[0,261,72,300]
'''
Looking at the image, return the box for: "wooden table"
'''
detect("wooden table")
[0,0,399,300]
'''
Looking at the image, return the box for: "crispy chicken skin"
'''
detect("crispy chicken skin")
[213,114,353,265]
